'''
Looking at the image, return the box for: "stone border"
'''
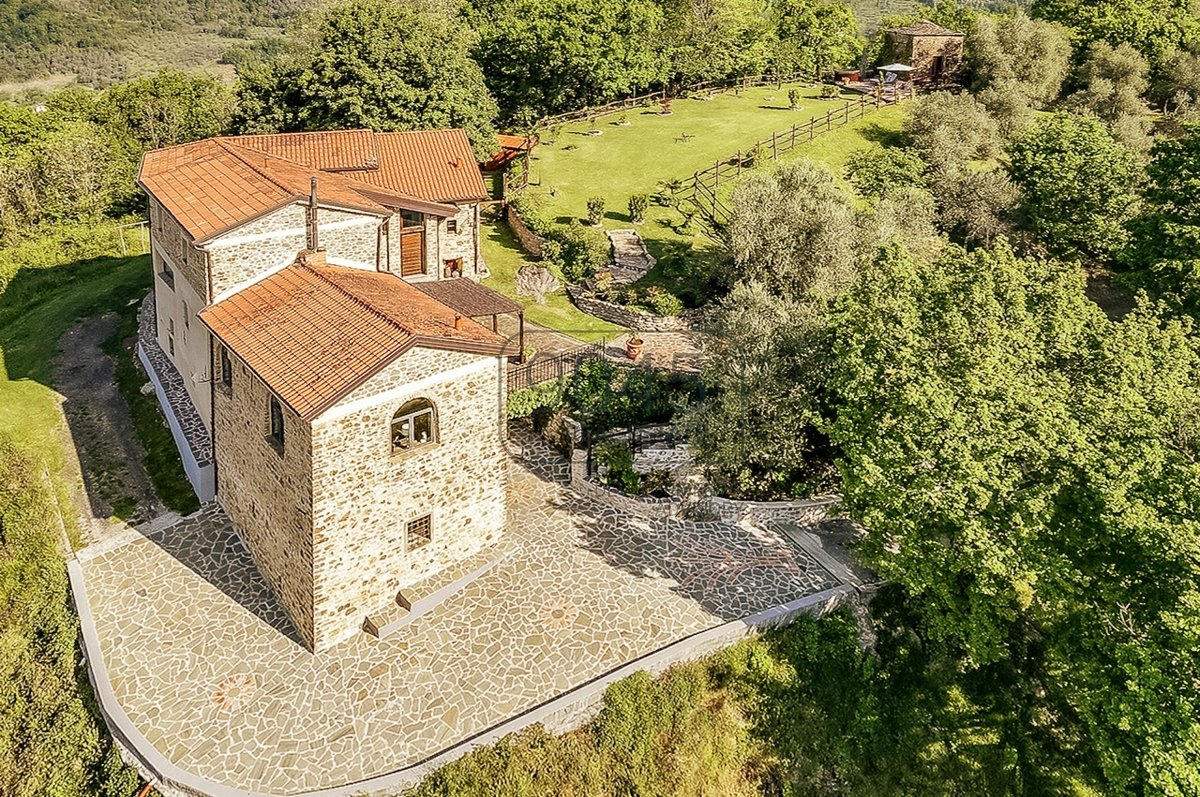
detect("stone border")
[568,447,840,527]
[69,527,856,797]
[505,204,544,258]
[565,284,696,333]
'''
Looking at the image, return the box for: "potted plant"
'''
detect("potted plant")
[625,334,644,360]
[659,96,673,116]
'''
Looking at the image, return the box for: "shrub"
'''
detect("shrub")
[845,146,927,200]
[507,376,569,418]
[788,88,801,108]
[508,193,554,238]
[567,357,616,422]
[594,441,641,494]
[586,195,606,226]
[642,285,685,317]
[552,221,608,283]
[627,193,649,224]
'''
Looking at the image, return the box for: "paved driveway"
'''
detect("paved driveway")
[74,432,842,795]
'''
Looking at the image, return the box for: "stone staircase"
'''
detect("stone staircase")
[607,229,656,283]
[363,543,517,639]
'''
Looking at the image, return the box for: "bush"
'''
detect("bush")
[586,195,606,226]
[508,193,554,238]
[627,193,648,224]
[642,285,684,316]
[551,221,608,283]
[594,440,641,493]
[846,146,927,200]
[788,88,801,108]
[507,376,569,419]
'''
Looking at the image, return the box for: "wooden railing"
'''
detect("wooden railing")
[683,90,912,225]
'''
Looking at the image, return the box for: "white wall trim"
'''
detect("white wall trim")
[313,356,496,425]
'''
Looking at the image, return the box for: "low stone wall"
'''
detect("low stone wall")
[569,449,676,519]
[506,205,544,258]
[709,495,839,526]
[566,285,696,332]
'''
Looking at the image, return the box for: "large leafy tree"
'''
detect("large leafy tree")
[969,11,1074,135]
[1007,111,1141,260]
[657,0,774,85]
[766,0,862,79]
[1067,41,1153,151]
[1125,123,1200,312]
[475,0,666,123]
[1031,0,1200,69]
[100,68,235,153]
[235,0,498,158]
[828,241,1200,791]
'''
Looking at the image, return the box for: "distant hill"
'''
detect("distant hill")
[0,0,303,93]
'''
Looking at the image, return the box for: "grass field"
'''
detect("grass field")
[480,216,623,343]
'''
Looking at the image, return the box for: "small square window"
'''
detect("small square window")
[406,515,432,551]
[447,218,458,234]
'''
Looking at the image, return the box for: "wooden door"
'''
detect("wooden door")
[400,229,424,276]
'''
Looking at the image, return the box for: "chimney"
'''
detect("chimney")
[299,249,326,267]
[307,176,320,251]
[453,314,464,331]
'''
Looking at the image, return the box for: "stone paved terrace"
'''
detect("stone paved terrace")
[73,432,847,796]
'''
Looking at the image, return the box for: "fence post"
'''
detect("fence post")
[790,123,797,149]
[844,101,850,123]
[771,130,778,160]
[736,151,742,176]
[714,162,720,189]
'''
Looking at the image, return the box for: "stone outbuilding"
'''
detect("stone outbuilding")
[883,20,965,85]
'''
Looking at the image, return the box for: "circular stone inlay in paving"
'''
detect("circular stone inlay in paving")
[212,675,257,711]
[540,599,579,630]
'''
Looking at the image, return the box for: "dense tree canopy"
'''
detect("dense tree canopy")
[828,241,1200,791]
[969,11,1074,134]
[766,0,862,79]
[1007,112,1141,259]
[101,69,235,153]
[657,0,774,85]
[236,0,498,158]
[1067,41,1153,151]
[1125,124,1200,312]
[1032,0,1200,68]
[475,0,666,123]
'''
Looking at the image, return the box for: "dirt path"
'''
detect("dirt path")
[53,314,163,543]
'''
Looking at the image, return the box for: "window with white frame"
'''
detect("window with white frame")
[390,398,436,453]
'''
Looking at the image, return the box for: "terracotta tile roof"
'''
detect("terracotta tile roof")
[198,257,512,420]
[358,130,490,202]
[484,134,538,171]
[139,139,393,242]
[414,278,522,318]
[889,20,965,37]
[139,128,486,243]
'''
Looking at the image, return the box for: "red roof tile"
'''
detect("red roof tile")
[139,129,486,243]
[199,257,512,420]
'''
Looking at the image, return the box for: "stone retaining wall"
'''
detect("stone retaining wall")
[566,285,697,332]
[506,205,544,258]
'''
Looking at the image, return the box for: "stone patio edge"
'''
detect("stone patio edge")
[70,555,856,797]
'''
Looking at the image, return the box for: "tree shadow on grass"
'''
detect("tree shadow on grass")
[860,121,907,148]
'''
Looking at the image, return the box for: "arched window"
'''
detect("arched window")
[391,398,436,453]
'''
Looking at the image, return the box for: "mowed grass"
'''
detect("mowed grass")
[527,84,859,229]
[480,217,623,343]
[0,237,153,540]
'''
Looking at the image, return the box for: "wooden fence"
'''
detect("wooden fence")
[683,90,911,225]
[507,341,605,393]
[537,72,815,133]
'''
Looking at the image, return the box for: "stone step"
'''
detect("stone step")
[363,543,516,640]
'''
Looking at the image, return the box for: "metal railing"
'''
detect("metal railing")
[507,341,605,393]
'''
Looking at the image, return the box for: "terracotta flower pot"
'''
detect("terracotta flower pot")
[625,337,644,360]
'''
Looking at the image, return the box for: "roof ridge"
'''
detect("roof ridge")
[215,139,304,200]
[296,261,431,339]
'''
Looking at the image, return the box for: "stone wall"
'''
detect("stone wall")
[308,348,509,650]
[206,205,381,299]
[212,351,316,647]
[566,285,696,332]
[505,204,544,258]
[885,32,964,84]
[384,204,483,280]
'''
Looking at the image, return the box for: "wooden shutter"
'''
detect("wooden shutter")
[400,230,424,276]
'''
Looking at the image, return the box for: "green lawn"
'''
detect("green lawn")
[480,217,623,343]
[527,84,857,229]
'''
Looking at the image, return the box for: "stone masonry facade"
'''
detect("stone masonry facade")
[885,31,964,84]
[309,348,509,650]
[212,347,316,646]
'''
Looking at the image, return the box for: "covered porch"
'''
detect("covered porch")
[413,278,527,363]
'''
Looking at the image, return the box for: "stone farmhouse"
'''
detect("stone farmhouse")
[136,129,524,651]
[884,20,965,85]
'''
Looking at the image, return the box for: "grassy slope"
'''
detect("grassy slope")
[480,217,623,343]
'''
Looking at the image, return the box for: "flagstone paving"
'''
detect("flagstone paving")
[76,430,840,795]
